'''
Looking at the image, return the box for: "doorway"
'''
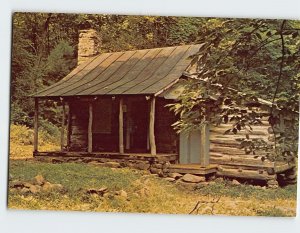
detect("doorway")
[125,99,149,153]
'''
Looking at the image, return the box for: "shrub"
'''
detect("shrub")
[9,124,60,158]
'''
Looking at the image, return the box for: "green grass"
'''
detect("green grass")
[8,160,297,216]
[256,207,290,217]
[196,180,297,200]
[9,160,143,194]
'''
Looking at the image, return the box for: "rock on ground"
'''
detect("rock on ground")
[168,173,183,179]
[181,174,206,183]
[32,175,45,186]
[231,179,241,186]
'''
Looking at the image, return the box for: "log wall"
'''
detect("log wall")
[69,102,89,151]
[209,118,279,180]
[210,118,273,159]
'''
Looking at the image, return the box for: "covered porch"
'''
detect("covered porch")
[33,95,181,155]
[32,93,213,176]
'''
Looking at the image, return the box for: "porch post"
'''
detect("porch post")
[33,98,39,152]
[149,97,156,155]
[67,102,72,150]
[88,102,93,153]
[119,98,124,154]
[60,100,66,151]
[200,123,210,166]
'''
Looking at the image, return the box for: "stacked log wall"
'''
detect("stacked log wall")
[69,102,89,151]
[209,118,279,180]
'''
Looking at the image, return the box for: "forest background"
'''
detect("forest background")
[11,13,299,160]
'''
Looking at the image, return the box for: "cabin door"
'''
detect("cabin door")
[127,100,149,152]
[179,131,201,163]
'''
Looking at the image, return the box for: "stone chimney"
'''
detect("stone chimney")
[78,29,101,65]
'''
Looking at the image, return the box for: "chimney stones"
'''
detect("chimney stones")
[78,29,101,65]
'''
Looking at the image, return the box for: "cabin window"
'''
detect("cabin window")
[92,100,112,134]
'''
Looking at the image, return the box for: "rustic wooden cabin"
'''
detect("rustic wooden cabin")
[32,29,296,185]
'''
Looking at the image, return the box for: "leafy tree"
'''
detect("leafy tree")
[170,18,299,161]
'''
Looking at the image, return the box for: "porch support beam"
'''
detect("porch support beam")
[119,98,124,154]
[66,102,72,150]
[60,100,66,151]
[149,97,156,155]
[200,123,210,166]
[88,102,93,153]
[33,98,39,152]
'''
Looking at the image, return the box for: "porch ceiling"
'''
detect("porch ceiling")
[33,44,203,98]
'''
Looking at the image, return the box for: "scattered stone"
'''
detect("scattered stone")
[168,172,183,179]
[105,162,121,168]
[10,180,24,189]
[162,168,169,173]
[177,180,198,191]
[20,187,31,194]
[215,177,224,183]
[153,164,163,169]
[164,177,175,182]
[29,185,41,194]
[181,174,206,183]
[231,179,241,186]
[10,176,64,194]
[150,167,163,177]
[32,175,45,186]
[42,182,54,192]
[23,182,33,188]
[134,162,150,170]
[40,182,64,193]
[163,162,171,169]
[267,179,279,189]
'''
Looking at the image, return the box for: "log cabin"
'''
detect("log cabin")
[32,29,296,185]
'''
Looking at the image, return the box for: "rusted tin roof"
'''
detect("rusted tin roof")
[33,44,203,98]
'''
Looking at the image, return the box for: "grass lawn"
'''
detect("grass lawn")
[8,160,297,217]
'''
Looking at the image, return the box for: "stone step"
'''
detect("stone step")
[168,164,218,175]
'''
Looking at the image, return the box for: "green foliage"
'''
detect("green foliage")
[11,13,202,128]
[9,124,60,158]
[171,18,299,161]
[45,40,76,84]
[10,13,299,161]
[10,124,60,146]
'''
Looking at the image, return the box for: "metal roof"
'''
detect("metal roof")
[33,44,203,98]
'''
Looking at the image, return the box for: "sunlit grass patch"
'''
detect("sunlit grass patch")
[8,160,297,216]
